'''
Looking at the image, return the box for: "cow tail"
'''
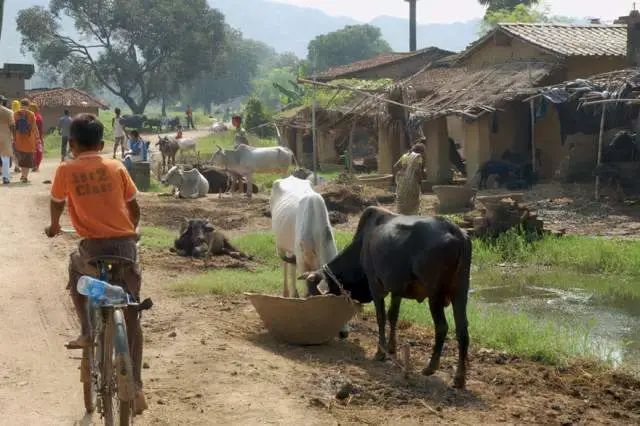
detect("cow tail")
[453,233,472,304]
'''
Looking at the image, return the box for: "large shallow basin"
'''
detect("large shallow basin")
[245,293,357,345]
[432,185,476,212]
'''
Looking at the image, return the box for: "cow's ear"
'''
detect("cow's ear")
[216,145,222,151]
[180,218,189,234]
[297,272,311,281]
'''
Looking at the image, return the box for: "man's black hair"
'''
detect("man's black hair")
[130,130,140,138]
[115,107,121,115]
[64,109,70,115]
[70,113,104,148]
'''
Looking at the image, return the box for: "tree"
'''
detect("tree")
[185,30,263,111]
[478,0,540,12]
[307,24,391,73]
[251,67,299,109]
[17,0,226,113]
[481,4,548,32]
[243,97,274,137]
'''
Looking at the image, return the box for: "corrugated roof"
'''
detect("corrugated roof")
[25,87,108,109]
[406,61,559,119]
[497,23,627,57]
[313,47,454,81]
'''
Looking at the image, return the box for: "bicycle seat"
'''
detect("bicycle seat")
[87,255,136,268]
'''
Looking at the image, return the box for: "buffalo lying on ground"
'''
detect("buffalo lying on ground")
[172,219,252,260]
[301,207,471,388]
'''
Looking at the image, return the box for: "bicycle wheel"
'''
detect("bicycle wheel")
[101,309,134,426]
[82,301,101,414]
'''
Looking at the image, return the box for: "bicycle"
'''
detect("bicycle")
[77,255,152,425]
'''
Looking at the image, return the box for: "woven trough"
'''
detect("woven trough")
[245,293,357,345]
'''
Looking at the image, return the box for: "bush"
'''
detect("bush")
[243,97,274,137]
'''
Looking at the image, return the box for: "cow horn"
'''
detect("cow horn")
[216,145,222,151]
[297,272,312,281]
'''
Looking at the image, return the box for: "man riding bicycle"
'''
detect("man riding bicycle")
[45,113,147,414]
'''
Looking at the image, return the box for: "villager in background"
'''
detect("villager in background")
[58,109,72,162]
[394,143,425,215]
[112,107,126,159]
[232,115,248,147]
[0,96,14,185]
[186,105,195,129]
[29,102,44,172]
[13,99,37,183]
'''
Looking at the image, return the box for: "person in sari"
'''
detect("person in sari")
[393,143,425,215]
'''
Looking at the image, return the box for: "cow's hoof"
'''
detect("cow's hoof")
[453,375,466,389]
[374,350,387,362]
[338,330,349,339]
[422,365,437,376]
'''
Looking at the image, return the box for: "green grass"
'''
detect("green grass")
[473,230,640,276]
[171,230,353,295]
[399,299,594,365]
[164,229,640,367]
[140,226,175,250]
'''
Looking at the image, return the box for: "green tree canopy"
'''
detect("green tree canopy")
[17,0,226,113]
[307,24,391,73]
[481,4,548,32]
[479,0,540,12]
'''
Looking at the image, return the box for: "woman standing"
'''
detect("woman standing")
[393,143,425,215]
[29,103,44,172]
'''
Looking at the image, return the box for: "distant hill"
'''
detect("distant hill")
[212,0,480,55]
[1,0,481,67]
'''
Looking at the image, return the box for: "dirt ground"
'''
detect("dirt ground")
[1,159,639,425]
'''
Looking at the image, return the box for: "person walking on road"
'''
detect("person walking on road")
[13,99,37,183]
[30,103,45,172]
[58,109,72,162]
[112,107,126,159]
[186,105,195,129]
[0,96,14,184]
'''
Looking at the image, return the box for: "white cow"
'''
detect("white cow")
[162,165,209,199]
[211,144,296,198]
[270,176,337,299]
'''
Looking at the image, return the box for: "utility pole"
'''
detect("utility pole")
[405,0,419,52]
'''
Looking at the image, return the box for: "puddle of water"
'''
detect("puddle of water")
[472,269,640,369]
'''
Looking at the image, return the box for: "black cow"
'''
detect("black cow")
[474,160,519,189]
[300,207,472,388]
[120,114,147,130]
[196,166,259,195]
[166,117,181,131]
[603,131,638,162]
[145,117,163,132]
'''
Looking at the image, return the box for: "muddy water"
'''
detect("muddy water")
[472,269,640,370]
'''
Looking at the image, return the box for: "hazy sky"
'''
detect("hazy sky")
[272,0,636,23]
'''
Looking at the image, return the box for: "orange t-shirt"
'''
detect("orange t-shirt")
[13,109,37,153]
[51,152,138,239]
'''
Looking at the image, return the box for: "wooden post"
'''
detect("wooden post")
[347,119,356,174]
[530,99,536,173]
[312,82,318,185]
[595,105,607,200]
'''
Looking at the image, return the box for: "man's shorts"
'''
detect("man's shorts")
[114,136,125,146]
[68,237,141,298]
[15,150,35,168]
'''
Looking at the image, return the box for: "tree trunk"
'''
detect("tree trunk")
[161,96,167,117]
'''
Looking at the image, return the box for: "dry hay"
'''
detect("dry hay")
[319,179,394,214]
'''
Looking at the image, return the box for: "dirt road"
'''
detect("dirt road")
[0,160,85,424]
